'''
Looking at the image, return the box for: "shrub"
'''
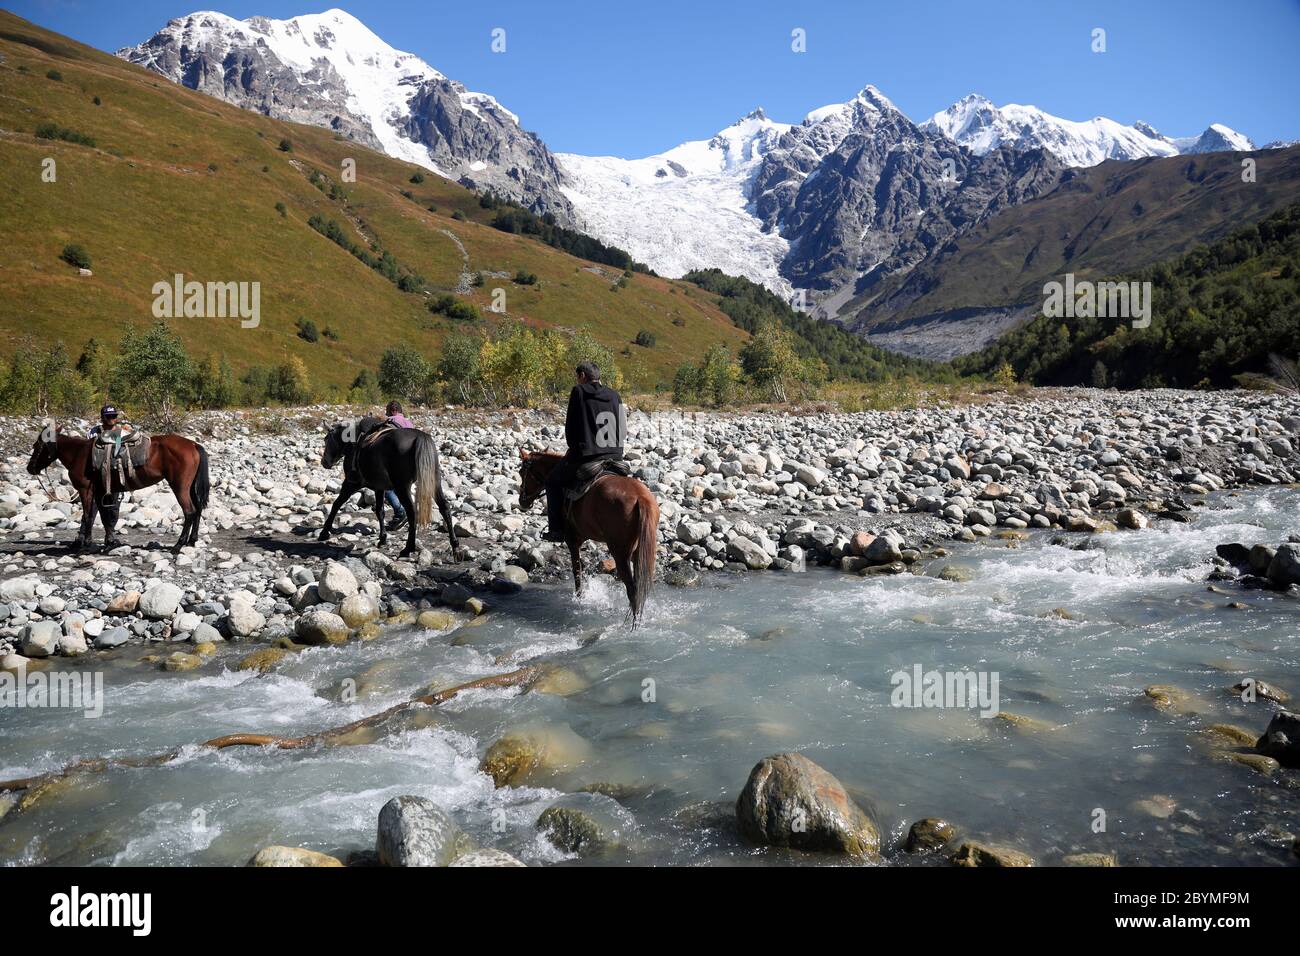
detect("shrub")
[60,243,91,269]
[514,270,538,285]
[46,69,62,81]
[410,172,425,184]
[278,138,293,152]
[275,201,286,217]
[35,122,96,147]
[633,330,656,348]
[451,209,467,221]
[296,318,320,343]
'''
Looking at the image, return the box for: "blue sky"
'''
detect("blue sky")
[10,0,1300,155]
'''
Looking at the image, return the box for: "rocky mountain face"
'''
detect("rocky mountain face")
[118,9,573,222]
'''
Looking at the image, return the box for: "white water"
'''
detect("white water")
[3,488,1298,866]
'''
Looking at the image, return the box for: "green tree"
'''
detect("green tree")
[113,321,193,425]
[378,346,434,404]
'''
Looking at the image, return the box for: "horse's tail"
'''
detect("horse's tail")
[192,444,210,510]
[631,489,658,623]
[413,432,436,529]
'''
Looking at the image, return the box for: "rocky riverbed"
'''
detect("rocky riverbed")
[1,388,1299,866]
[2,388,1299,666]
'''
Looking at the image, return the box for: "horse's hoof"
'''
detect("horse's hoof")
[398,547,416,559]
[317,531,331,542]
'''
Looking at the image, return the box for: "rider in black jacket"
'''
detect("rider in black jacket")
[543,361,624,541]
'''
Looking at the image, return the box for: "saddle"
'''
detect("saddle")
[566,458,632,503]
[91,427,149,493]
[359,422,398,449]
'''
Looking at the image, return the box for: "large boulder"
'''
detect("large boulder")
[139,582,184,619]
[226,599,265,638]
[1255,710,1300,767]
[338,593,379,629]
[0,576,38,602]
[480,725,591,788]
[376,795,463,867]
[20,621,61,658]
[863,531,904,564]
[295,609,349,646]
[317,561,359,604]
[735,752,879,856]
[950,841,1035,867]
[1266,544,1300,588]
[726,536,771,570]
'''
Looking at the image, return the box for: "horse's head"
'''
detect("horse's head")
[321,423,346,469]
[518,450,547,511]
[27,421,61,475]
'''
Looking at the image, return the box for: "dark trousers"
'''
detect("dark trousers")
[545,452,609,534]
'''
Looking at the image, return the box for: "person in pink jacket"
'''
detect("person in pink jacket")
[382,400,415,529]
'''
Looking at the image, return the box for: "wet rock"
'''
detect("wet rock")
[1199,724,1259,748]
[161,651,203,672]
[863,530,904,564]
[416,610,456,630]
[1255,710,1300,767]
[295,609,349,646]
[936,564,972,582]
[1230,679,1290,704]
[1142,684,1207,716]
[338,593,379,628]
[480,724,591,788]
[1116,508,1148,530]
[248,846,343,867]
[376,795,462,867]
[734,752,879,856]
[449,848,526,867]
[664,562,702,587]
[491,565,528,593]
[1266,544,1300,587]
[536,805,618,855]
[950,841,1034,867]
[1131,794,1177,818]
[235,647,288,672]
[905,817,957,852]
[1061,852,1117,867]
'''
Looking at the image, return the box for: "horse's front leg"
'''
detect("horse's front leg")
[319,482,359,542]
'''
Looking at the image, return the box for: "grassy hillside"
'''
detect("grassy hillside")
[955,203,1300,388]
[845,145,1300,331]
[0,10,747,397]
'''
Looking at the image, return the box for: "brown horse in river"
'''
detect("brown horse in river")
[518,450,658,623]
[26,425,210,552]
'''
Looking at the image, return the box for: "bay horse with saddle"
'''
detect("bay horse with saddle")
[319,415,462,559]
[26,411,210,553]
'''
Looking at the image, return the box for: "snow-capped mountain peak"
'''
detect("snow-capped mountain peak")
[922,95,1256,166]
[118,8,569,218]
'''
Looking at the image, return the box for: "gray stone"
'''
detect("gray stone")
[376,795,462,867]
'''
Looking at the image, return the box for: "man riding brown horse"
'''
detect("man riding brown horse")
[520,362,658,622]
[542,362,625,542]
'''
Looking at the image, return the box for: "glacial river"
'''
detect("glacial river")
[2,487,1298,866]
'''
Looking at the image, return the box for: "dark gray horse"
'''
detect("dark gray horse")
[319,416,461,558]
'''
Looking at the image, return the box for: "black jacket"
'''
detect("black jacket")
[565,382,624,458]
